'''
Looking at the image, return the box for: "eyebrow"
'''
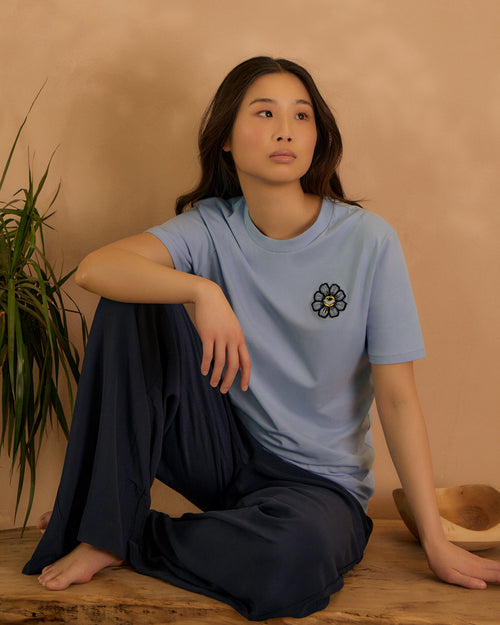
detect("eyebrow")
[248,97,313,107]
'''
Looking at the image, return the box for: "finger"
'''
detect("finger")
[238,343,252,391]
[210,341,226,388]
[220,346,240,394]
[448,571,487,590]
[469,557,500,584]
[436,559,490,589]
[454,551,500,584]
[200,339,214,377]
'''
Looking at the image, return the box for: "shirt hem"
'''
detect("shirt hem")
[369,348,426,365]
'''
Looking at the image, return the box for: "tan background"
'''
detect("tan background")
[1,0,499,530]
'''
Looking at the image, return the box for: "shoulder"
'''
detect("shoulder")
[326,199,397,244]
[193,196,243,224]
[150,197,240,233]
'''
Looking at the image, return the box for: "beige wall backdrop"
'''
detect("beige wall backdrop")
[1,0,499,529]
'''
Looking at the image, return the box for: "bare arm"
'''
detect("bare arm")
[75,233,204,303]
[372,362,500,588]
[75,233,251,393]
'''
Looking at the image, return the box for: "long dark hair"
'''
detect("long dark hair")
[175,56,360,214]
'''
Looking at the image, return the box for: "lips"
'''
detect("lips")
[269,149,296,163]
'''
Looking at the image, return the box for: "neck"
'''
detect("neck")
[241,181,322,240]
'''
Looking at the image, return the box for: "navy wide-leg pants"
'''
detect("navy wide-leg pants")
[23,299,372,621]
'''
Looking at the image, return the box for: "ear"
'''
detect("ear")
[222,138,231,152]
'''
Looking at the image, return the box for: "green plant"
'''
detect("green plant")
[0,90,88,529]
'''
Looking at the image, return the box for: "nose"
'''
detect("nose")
[274,116,292,142]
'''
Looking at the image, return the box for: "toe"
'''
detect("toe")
[45,574,71,591]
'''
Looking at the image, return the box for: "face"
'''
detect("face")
[223,72,317,189]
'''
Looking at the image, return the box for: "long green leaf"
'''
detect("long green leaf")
[6,279,16,392]
[0,81,47,193]
[12,308,27,463]
[32,149,58,208]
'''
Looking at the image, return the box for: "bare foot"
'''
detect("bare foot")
[37,511,52,532]
[38,542,124,590]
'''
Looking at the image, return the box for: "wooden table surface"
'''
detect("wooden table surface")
[1,520,499,624]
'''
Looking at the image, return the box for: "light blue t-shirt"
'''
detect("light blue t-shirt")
[147,197,425,510]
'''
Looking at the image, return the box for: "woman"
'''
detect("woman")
[24,56,500,621]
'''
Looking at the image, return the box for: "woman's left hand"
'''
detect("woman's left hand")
[423,537,500,589]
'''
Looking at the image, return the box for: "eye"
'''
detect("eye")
[295,112,310,120]
[257,110,273,118]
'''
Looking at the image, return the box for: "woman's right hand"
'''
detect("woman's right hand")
[193,281,251,394]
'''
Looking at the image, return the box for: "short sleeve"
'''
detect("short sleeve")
[146,209,214,275]
[366,231,425,364]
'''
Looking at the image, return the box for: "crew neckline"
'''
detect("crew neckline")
[241,197,333,252]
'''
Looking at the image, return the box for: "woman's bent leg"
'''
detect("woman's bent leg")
[130,454,372,621]
[23,299,245,575]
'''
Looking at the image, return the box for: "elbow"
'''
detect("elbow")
[74,254,95,290]
[74,266,86,289]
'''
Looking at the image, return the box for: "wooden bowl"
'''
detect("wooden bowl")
[393,484,500,551]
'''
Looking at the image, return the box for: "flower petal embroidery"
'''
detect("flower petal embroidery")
[311,283,347,319]
[319,283,330,296]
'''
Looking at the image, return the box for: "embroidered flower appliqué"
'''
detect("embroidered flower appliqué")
[312,283,347,318]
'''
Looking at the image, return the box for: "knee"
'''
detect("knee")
[244,516,338,619]
[92,298,139,335]
[261,498,337,566]
[282,514,339,578]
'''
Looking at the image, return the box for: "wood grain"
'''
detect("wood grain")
[1,521,499,624]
